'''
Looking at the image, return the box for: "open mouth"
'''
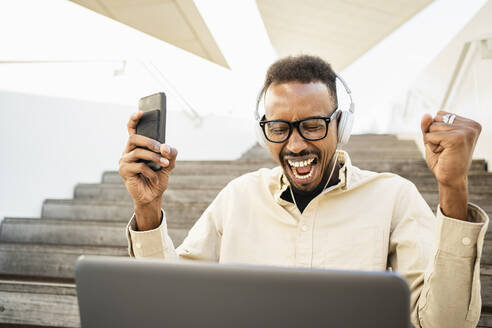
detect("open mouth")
[286,157,318,183]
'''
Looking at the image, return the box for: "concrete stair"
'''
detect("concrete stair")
[0,134,491,327]
[0,218,189,248]
[0,243,127,279]
[0,280,79,327]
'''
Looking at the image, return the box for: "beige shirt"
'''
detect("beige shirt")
[127,150,489,328]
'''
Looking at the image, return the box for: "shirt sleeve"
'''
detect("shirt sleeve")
[126,209,178,260]
[388,180,489,328]
[126,187,228,262]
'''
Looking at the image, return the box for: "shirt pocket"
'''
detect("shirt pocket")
[318,227,385,271]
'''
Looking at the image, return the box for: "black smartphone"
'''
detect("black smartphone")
[136,92,167,171]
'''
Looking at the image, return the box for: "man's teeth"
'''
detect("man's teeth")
[287,158,314,168]
[292,168,313,180]
[287,158,315,180]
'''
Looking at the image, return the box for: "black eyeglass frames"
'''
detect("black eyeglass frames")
[259,109,339,143]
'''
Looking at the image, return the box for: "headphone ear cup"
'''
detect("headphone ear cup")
[337,111,354,146]
[255,122,268,148]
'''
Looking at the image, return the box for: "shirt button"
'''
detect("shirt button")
[462,237,471,246]
[135,242,142,249]
[301,225,308,232]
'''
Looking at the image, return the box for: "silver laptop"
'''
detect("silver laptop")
[75,256,410,328]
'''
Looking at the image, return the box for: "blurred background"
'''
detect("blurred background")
[1,0,491,220]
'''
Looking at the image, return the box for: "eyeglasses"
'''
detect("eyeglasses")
[259,110,339,143]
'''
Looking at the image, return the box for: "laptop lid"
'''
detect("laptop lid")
[75,256,410,328]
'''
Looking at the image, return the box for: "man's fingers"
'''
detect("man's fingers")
[127,111,143,135]
[124,134,161,154]
[428,122,464,133]
[160,144,178,160]
[434,111,470,125]
[120,148,169,167]
[423,131,445,144]
[423,131,450,154]
[160,144,178,169]
[423,130,470,150]
[421,114,433,134]
[119,162,158,181]
[436,111,482,134]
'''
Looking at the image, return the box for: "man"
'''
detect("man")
[119,55,488,327]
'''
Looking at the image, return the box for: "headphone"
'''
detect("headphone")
[254,71,354,148]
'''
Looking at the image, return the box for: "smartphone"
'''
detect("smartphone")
[136,92,167,171]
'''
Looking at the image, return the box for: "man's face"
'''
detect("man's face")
[264,81,338,193]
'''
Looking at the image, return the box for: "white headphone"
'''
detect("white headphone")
[254,71,354,148]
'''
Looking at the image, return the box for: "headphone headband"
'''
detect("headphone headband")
[255,72,354,119]
[332,72,354,114]
[254,71,355,147]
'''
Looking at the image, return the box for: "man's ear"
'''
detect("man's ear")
[334,110,342,129]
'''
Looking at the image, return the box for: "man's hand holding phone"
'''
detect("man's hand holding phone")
[119,111,178,231]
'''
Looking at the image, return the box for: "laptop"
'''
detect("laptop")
[75,256,410,328]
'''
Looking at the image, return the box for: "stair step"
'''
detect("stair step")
[0,219,127,246]
[170,161,277,175]
[103,172,236,186]
[75,184,219,203]
[0,218,189,247]
[0,243,127,279]
[422,191,492,202]
[424,193,492,206]
[480,312,492,328]
[342,150,424,160]
[42,199,205,228]
[482,312,492,327]
[42,200,134,221]
[416,184,492,195]
[484,240,492,265]
[354,159,486,173]
[343,140,419,147]
[339,134,400,140]
[400,172,492,185]
[0,279,79,327]
[482,270,492,315]
[422,193,492,211]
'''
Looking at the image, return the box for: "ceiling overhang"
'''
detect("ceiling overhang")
[70,0,229,68]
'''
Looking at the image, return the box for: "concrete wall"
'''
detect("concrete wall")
[449,47,492,169]
[390,1,492,169]
[0,91,255,221]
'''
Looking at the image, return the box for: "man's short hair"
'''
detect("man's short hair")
[258,55,338,111]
